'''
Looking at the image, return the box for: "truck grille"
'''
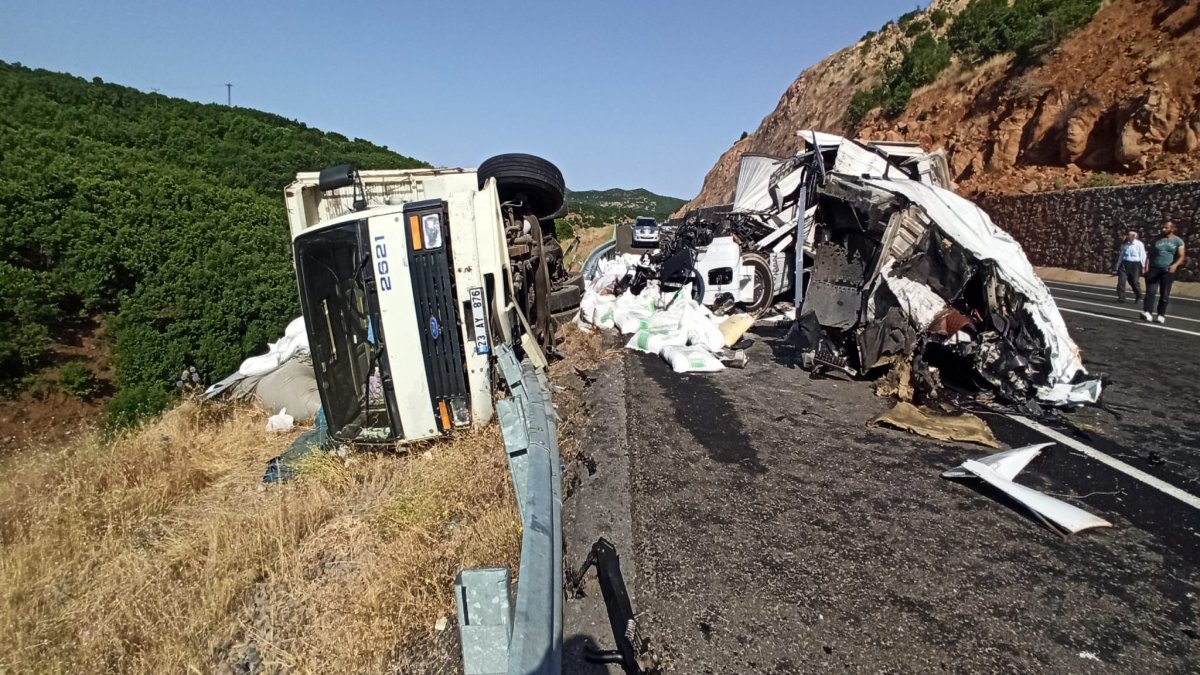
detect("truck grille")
[405,201,468,430]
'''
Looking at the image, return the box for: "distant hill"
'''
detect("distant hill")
[563,188,686,230]
[0,60,423,424]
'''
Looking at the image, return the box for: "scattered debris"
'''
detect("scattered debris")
[263,409,335,483]
[568,538,660,674]
[577,260,745,374]
[943,443,1113,535]
[205,317,322,422]
[672,131,1100,409]
[720,350,749,369]
[718,314,756,348]
[265,408,295,432]
[870,401,999,447]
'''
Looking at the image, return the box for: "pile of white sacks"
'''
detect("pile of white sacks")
[576,256,752,373]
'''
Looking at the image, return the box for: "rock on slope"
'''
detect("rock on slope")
[684,0,1200,211]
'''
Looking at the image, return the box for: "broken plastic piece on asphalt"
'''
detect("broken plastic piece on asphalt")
[870,401,999,447]
[943,443,1113,535]
[942,442,1053,480]
[719,350,749,369]
[710,292,736,315]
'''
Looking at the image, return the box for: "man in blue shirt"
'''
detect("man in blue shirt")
[1113,230,1145,303]
[1142,220,1187,324]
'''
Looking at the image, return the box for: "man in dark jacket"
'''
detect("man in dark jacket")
[1142,221,1186,324]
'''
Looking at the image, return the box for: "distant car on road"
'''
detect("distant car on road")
[630,216,661,248]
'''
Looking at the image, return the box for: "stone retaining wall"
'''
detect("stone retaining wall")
[976,181,1199,282]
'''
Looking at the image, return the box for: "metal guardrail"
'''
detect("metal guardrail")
[580,237,617,281]
[455,344,562,675]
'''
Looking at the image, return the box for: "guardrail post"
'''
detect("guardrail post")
[457,345,563,674]
[456,568,514,675]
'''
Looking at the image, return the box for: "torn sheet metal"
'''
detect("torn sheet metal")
[943,444,1113,535]
[765,131,1101,407]
[880,262,948,330]
[942,443,1052,481]
[732,153,788,214]
[1036,379,1104,405]
[870,401,1000,447]
[862,177,1085,388]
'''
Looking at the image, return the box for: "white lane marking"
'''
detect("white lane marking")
[1007,415,1200,511]
[1059,307,1200,337]
[1053,295,1200,324]
[1049,286,1130,300]
[1045,280,1200,304]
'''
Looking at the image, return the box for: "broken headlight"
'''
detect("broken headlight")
[449,398,471,427]
[421,213,444,249]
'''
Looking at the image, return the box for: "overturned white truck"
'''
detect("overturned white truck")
[283,155,579,444]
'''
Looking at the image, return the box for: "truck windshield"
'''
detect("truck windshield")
[293,220,396,441]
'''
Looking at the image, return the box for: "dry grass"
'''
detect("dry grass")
[552,321,620,375]
[562,226,616,273]
[0,401,519,673]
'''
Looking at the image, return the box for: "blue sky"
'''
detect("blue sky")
[2,1,923,198]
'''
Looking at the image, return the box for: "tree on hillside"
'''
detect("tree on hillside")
[0,60,425,425]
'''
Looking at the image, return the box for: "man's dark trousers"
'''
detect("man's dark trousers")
[1143,266,1175,315]
[1117,260,1142,302]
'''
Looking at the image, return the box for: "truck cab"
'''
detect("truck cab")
[284,156,574,444]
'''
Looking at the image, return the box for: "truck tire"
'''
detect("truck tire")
[478,154,565,220]
[540,202,569,223]
[739,253,775,317]
[550,273,584,312]
[552,306,580,324]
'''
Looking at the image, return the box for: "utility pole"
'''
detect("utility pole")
[225,83,232,106]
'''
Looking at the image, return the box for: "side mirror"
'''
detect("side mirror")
[318,164,358,191]
[318,164,368,211]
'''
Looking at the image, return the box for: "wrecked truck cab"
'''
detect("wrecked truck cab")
[285,159,571,444]
[796,148,1095,405]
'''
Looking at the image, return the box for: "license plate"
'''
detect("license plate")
[469,287,490,355]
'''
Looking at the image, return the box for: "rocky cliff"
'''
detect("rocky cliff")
[684,0,1200,211]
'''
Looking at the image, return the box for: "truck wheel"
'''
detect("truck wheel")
[688,270,706,304]
[739,253,775,317]
[479,153,565,220]
[551,306,580,326]
[540,202,569,223]
[550,273,584,312]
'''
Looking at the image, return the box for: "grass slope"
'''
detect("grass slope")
[0,61,423,424]
[0,400,519,672]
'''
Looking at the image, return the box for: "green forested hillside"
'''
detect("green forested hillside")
[0,61,424,422]
[564,188,685,230]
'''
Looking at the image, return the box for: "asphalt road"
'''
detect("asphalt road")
[563,278,1200,674]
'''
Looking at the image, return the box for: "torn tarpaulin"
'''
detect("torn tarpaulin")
[943,444,1113,535]
[870,401,1000,447]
